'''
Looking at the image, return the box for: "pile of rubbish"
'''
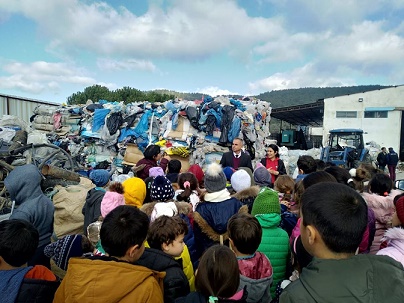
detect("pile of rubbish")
[1,96,274,174]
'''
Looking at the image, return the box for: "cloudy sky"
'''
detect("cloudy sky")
[0,0,403,103]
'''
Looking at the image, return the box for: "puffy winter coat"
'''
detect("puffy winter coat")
[135,158,169,180]
[280,255,404,303]
[256,213,290,297]
[193,196,244,259]
[54,256,165,303]
[231,186,260,213]
[238,252,273,303]
[377,227,404,267]
[136,248,190,303]
[362,191,400,254]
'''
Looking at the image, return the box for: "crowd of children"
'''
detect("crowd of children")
[1,142,404,303]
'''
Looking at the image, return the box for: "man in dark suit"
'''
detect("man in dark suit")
[220,138,253,171]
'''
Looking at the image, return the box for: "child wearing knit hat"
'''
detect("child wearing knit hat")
[149,167,165,178]
[251,187,290,298]
[83,170,110,235]
[150,175,175,202]
[89,169,110,188]
[193,163,245,260]
[44,234,94,271]
[254,166,272,188]
[231,169,260,213]
[203,162,228,193]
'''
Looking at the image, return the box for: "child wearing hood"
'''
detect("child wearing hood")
[230,169,260,214]
[4,164,54,268]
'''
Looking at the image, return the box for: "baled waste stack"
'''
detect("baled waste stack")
[26,96,273,170]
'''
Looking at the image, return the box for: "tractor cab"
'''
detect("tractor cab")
[321,129,369,168]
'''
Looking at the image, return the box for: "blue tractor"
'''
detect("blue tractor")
[320,129,371,168]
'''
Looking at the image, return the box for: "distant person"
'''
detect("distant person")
[314,159,326,171]
[260,144,287,183]
[387,147,399,182]
[133,144,171,180]
[377,147,388,171]
[220,138,253,171]
[280,183,404,303]
[295,155,317,182]
[166,159,182,183]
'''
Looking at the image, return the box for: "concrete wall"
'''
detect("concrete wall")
[323,86,404,151]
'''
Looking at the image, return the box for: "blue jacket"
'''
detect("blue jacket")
[387,151,399,166]
[193,197,244,259]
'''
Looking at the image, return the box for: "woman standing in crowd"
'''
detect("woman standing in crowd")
[134,144,171,180]
[260,144,287,184]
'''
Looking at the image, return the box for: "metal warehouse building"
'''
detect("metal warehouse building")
[0,94,60,123]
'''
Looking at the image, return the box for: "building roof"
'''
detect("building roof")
[0,93,60,106]
[270,100,324,127]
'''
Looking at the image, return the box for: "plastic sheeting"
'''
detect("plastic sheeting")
[3,96,275,171]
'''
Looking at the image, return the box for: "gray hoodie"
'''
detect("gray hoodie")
[5,164,54,247]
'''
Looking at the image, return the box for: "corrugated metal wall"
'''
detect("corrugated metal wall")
[0,94,59,123]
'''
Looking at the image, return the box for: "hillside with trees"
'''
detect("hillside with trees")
[256,85,392,108]
[67,84,393,107]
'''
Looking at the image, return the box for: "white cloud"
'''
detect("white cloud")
[320,21,404,67]
[97,58,157,72]
[197,86,239,97]
[249,63,356,92]
[0,0,280,60]
[0,60,95,94]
